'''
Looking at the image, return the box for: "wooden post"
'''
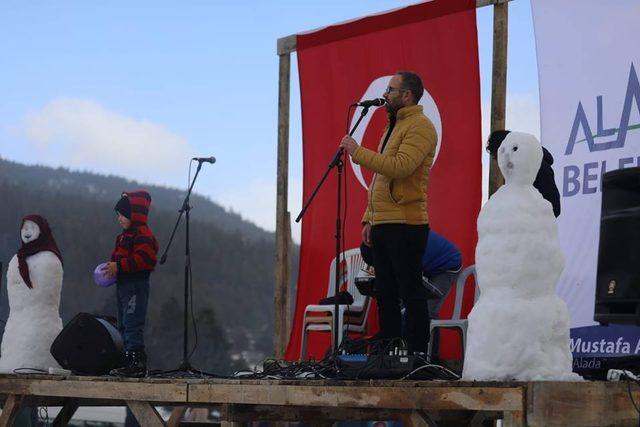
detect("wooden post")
[0,394,23,427]
[489,0,509,196]
[274,35,296,358]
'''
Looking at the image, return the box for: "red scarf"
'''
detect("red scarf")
[16,215,63,289]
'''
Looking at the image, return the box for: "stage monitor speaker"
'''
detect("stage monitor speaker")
[50,312,124,375]
[595,167,640,325]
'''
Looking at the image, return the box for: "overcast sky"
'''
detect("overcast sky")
[0,1,540,242]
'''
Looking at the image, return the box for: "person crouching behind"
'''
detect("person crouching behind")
[106,191,158,377]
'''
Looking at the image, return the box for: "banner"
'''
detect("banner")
[532,0,640,364]
[285,0,482,360]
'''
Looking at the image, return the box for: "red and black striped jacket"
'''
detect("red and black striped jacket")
[110,190,159,276]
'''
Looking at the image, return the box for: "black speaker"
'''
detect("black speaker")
[595,167,640,325]
[50,313,124,375]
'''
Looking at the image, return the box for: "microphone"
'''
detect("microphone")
[353,98,386,108]
[192,156,216,164]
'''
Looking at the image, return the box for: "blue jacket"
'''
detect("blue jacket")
[422,231,461,277]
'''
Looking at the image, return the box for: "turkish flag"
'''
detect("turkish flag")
[286,0,482,361]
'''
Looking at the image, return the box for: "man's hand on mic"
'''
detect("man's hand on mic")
[340,135,358,155]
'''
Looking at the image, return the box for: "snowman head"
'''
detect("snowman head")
[498,132,543,186]
[21,220,41,244]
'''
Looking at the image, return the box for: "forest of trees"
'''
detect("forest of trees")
[0,157,298,374]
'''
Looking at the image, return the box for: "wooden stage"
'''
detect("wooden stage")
[0,375,638,427]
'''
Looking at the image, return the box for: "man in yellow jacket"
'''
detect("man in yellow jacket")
[340,71,437,354]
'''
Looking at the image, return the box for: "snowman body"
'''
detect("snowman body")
[0,222,64,372]
[462,132,580,381]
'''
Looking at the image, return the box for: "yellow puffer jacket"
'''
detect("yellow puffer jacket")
[352,105,437,225]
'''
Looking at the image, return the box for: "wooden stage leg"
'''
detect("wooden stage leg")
[0,394,23,427]
[166,407,186,427]
[127,401,165,427]
[52,398,80,427]
[503,411,525,427]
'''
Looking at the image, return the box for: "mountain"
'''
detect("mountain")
[0,157,298,374]
[0,157,271,242]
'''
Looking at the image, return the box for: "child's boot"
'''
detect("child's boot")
[110,351,147,378]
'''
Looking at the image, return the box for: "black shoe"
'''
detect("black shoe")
[110,351,147,378]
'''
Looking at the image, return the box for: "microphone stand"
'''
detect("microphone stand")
[296,106,373,354]
[159,159,213,376]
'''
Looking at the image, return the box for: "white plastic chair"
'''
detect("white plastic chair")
[427,265,479,361]
[300,248,371,360]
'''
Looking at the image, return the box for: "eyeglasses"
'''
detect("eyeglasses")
[385,86,407,94]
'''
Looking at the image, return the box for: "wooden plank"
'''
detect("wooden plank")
[0,394,23,427]
[0,378,187,403]
[527,381,640,427]
[52,398,79,427]
[488,0,509,197]
[188,383,524,412]
[224,403,401,422]
[274,50,292,359]
[127,401,165,427]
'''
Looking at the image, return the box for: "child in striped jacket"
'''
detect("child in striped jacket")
[105,190,158,377]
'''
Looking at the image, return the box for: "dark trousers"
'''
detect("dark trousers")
[371,223,430,353]
[116,275,150,352]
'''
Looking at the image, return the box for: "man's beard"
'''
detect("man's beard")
[385,101,400,115]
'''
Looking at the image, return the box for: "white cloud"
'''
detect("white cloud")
[217,177,303,243]
[20,98,194,185]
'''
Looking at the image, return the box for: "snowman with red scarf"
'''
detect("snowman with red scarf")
[0,215,63,373]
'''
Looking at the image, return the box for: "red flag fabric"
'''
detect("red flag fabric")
[286,0,482,361]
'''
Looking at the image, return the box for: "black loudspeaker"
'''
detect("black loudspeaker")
[595,167,640,325]
[50,313,124,375]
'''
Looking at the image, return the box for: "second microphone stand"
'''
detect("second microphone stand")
[296,105,373,353]
[160,159,214,376]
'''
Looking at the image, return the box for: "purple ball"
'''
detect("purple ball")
[94,263,116,287]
